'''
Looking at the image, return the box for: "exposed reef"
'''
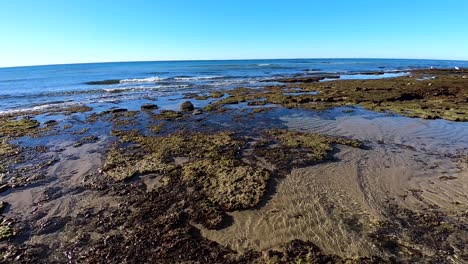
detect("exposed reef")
[204,69,468,121]
[1,68,467,263]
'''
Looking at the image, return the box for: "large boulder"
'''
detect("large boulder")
[180,101,194,111]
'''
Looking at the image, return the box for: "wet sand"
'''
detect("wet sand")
[200,111,468,258]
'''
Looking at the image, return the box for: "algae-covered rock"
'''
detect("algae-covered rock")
[253,130,363,170]
[204,70,468,121]
[210,91,224,98]
[0,138,17,157]
[0,118,40,137]
[180,101,194,111]
[0,222,13,240]
[103,131,270,211]
[103,128,362,213]
[153,110,183,120]
[149,123,164,133]
[182,158,269,210]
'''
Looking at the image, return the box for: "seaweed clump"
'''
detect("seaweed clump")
[0,117,39,138]
[255,130,362,171]
[0,202,13,241]
[102,131,270,211]
[103,129,363,210]
[370,204,468,262]
[258,240,384,264]
[0,138,20,174]
[204,69,468,121]
[153,110,184,120]
[0,223,13,241]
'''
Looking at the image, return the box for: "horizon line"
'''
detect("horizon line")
[2,57,468,69]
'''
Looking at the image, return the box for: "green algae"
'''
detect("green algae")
[204,70,468,121]
[0,224,13,240]
[253,130,363,171]
[153,110,183,120]
[0,202,13,241]
[103,128,363,212]
[0,138,17,157]
[102,147,178,181]
[182,158,269,210]
[210,91,224,98]
[0,118,40,137]
[149,123,165,133]
[0,139,16,174]
[103,130,271,210]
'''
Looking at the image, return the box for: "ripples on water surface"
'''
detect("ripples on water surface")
[1,58,468,114]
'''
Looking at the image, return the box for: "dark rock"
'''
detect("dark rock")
[180,101,194,111]
[104,108,128,114]
[44,120,58,126]
[388,93,423,102]
[141,104,158,110]
[0,184,9,193]
[0,201,6,213]
[85,79,121,85]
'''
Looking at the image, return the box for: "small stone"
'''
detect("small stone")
[141,104,158,110]
[180,101,194,111]
[192,109,203,115]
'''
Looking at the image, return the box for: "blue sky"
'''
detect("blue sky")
[1,0,468,67]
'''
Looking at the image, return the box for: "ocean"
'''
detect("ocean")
[1,58,467,114]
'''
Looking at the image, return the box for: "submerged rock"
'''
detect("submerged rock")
[180,101,194,111]
[0,201,6,214]
[141,104,158,110]
[44,120,58,126]
[0,118,40,138]
[104,108,128,114]
[0,184,9,194]
[85,79,120,85]
[154,110,183,120]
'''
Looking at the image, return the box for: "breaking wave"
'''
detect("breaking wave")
[119,77,165,83]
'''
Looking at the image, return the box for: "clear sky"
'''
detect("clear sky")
[1,0,468,67]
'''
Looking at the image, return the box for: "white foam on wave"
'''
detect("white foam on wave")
[257,64,271,66]
[0,101,81,116]
[174,76,224,81]
[120,77,165,83]
[103,84,190,93]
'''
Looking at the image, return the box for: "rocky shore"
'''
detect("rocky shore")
[0,68,467,263]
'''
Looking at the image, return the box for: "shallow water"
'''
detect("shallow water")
[1,58,468,114]
[198,107,468,257]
